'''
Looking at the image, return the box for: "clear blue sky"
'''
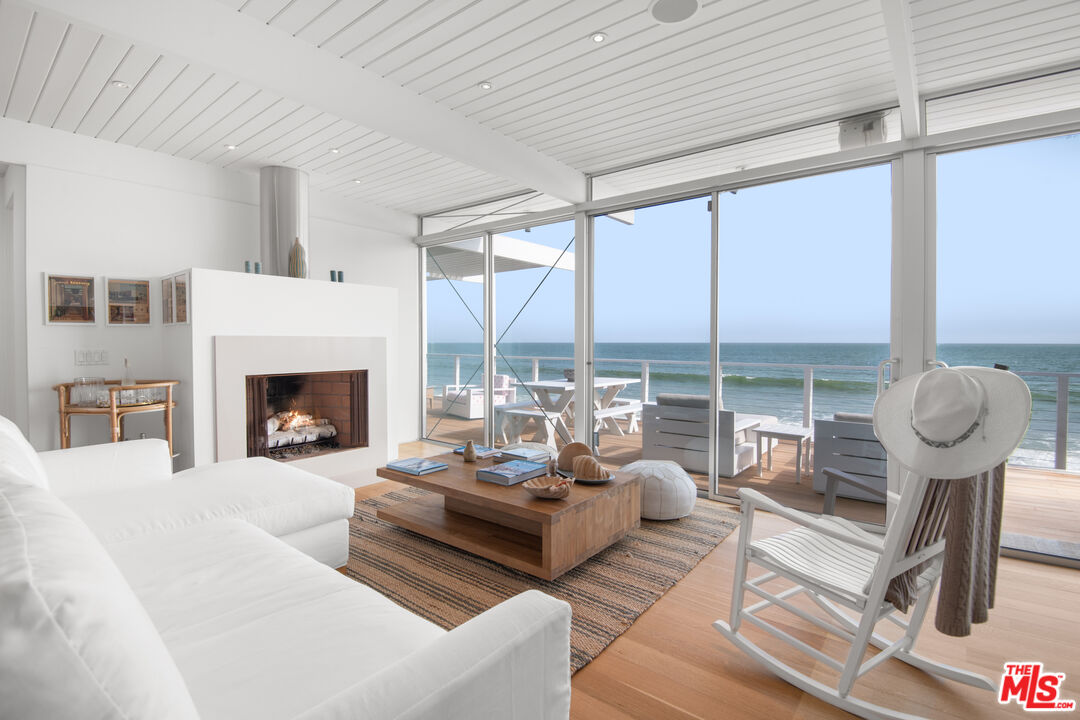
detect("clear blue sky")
[428,134,1079,345]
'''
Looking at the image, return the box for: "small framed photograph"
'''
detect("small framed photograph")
[106,278,151,326]
[44,274,96,325]
[172,271,189,324]
[161,277,174,324]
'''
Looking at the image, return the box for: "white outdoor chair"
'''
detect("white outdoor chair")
[714,471,994,720]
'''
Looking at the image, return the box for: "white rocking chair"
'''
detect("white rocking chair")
[714,472,995,720]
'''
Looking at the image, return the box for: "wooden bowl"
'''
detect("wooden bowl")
[523,475,573,499]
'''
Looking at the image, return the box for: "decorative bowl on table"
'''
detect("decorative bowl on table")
[523,475,574,499]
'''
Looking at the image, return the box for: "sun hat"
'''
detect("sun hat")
[872,366,1031,479]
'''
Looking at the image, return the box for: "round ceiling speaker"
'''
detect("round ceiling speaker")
[648,0,701,24]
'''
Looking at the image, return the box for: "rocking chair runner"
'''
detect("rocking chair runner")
[714,366,1032,720]
[714,473,987,720]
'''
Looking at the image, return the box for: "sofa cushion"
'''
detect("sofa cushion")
[64,456,355,545]
[0,414,48,489]
[655,393,710,409]
[39,438,174,498]
[107,519,445,720]
[0,469,198,720]
[834,412,874,424]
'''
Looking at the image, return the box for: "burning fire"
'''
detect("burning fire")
[278,410,314,432]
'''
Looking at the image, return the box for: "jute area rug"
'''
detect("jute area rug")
[344,487,740,673]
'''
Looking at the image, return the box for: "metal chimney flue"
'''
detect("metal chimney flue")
[260,166,309,277]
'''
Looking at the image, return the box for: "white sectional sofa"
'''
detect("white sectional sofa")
[42,441,355,567]
[0,415,573,719]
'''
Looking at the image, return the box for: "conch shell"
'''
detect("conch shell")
[557,441,593,472]
[572,455,608,480]
[523,475,573,499]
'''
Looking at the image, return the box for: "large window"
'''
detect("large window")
[424,238,485,446]
[937,135,1079,473]
[593,197,711,483]
[715,165,891,521]
[493,220,576,448]
[937,134,1080,557]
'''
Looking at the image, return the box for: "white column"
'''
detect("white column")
[483,231,495,447]
[418,245,428,439]
[888,150,936,518]
[707,191,721,498]
[574,211,594,446]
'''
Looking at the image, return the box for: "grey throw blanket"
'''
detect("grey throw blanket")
[934,463,1004,637]
[884,463,1004,637]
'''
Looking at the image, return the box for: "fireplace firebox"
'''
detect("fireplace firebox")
[246,370,368,461]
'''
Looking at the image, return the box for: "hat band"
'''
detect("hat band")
[910,414,981,449]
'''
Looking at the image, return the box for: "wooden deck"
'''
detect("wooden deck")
[422,407,1080,542]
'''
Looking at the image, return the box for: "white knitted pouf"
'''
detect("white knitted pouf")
[619,460,696,520]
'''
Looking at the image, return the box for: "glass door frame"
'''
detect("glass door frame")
[422,157,917,509]
[419,233,494,448]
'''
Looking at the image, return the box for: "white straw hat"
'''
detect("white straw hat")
[872,366,1031,479]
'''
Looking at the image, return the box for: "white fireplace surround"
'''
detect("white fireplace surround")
[214,335,390,479]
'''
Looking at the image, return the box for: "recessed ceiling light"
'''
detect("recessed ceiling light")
[590,32,607,43]
[110,80,131,89]
[648,0,700,24]
[224,144,238,151]
[329,147,340,154]
[477,80,493,91]
[353,179,362,184]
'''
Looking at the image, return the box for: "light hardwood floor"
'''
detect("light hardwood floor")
[355,443,1080,719]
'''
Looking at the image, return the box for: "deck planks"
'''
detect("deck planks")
[419,409,1079,540]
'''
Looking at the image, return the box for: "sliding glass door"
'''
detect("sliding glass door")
[424,238,485,447]
[592,198,712,487]
[714,165,891,521]
[493,220,575,448]
[937,134,1080,558]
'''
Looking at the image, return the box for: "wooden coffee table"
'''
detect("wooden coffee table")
[376,453,640,580]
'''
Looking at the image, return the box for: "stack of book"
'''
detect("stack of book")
[497,446,550,462]
[476,460,547,486]
[453,444,501,459]
[385,457,448,476]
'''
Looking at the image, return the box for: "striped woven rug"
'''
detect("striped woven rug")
[344,487,739,673]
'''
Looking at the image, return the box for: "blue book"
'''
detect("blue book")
[386,457,448,476]
[497,446,550,462]
[453,444,501,458]
[476,460,547,486]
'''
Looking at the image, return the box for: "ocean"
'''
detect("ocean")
[427,342,1079,470]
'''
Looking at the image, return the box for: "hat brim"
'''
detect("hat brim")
[872,367,1031,479]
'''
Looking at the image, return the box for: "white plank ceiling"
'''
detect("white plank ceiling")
[1,0,1079,219]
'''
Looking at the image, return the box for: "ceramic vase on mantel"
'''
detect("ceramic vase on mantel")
[287,236,307,279]
[462,440,478,463]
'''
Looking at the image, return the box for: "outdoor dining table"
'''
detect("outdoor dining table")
[515,377,641,444]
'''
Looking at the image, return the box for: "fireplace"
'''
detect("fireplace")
[246,370,368,461]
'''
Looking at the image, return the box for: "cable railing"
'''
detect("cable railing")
[427,352,1077,471]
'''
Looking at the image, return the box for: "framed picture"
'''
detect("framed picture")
[161,277,174,324]
[106,278,151,326]
[172,271,189,324]
[44,274,95,325]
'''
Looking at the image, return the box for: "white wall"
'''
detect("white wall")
[0,118,420,462]
[22,163,257,452]
[309,216,419,447]
[0,166,29,433]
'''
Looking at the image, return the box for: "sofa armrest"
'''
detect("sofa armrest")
[296,590,572,720]
[38,439,173,499]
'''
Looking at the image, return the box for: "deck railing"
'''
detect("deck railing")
[428,352,1075,471]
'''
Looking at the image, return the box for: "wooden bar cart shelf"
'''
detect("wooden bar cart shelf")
[54,380,179,456]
